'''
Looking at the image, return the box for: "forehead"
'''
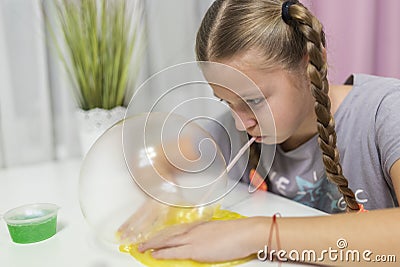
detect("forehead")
[200,61,261,98]
[204,64,293,99]
[202,51,265,95]
[214,48,280,71]
[201,49,303,100]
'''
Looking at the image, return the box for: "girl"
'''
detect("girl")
[135,0,400,265]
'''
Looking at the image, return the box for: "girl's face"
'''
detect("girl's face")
[210,51,316,145]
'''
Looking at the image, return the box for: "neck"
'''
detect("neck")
[280,130,317,152]
[280,110,318,152]
[280,83,353,152]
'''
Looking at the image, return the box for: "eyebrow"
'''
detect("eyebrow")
[213,92,263,101]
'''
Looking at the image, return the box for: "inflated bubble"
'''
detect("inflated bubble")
[123,112,228,207]
[79,61,277,246]
[79,112,228,244]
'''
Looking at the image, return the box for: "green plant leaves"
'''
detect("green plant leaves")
[48,0,144,110]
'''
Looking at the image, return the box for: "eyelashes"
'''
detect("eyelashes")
[218,97,265,107]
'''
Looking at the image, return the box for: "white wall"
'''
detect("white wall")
[0,0,215,167]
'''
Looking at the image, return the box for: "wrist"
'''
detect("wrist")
[243,216,272,255]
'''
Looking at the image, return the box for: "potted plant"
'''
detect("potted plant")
[45,0,145,155]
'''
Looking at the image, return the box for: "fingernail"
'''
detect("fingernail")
[151,250,160,258]
[138,243,144,252]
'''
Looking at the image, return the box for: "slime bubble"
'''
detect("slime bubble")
[79,61,277,266]
[79,113,228,244]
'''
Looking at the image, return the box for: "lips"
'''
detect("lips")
[248,133,266,142]
[255,136,264,142]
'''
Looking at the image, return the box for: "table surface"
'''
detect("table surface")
[0,159,326,267]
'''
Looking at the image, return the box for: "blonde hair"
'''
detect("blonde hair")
[196,0,359,212]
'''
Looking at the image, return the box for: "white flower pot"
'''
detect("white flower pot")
[76,106,127,157]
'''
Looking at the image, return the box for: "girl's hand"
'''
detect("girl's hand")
[118,199,169,243]
[138,217,267,262]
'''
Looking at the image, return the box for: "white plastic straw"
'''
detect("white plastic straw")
[187,136,256,207]
[226,136,256,173]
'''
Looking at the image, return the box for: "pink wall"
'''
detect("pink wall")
[302,0,400,84]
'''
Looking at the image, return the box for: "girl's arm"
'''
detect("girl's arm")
[138,160,400,266]
[138,208,400,266]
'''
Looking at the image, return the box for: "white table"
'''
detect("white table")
[0,159,326,267]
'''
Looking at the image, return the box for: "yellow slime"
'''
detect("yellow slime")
[119,205,254,266]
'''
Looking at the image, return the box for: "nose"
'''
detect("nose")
[231,108,257,131]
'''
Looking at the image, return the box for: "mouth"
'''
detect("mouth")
[255,136,265,142]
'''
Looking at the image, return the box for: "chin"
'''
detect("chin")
[256,136,278,145]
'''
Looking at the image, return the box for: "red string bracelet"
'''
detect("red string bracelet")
[267,213,282,265]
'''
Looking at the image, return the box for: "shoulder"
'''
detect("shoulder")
[331,73,400,115]
[347,73,400,94]
[328,84,352,115]
[355,74,400,119]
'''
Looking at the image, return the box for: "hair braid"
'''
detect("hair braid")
[289,3,359,212]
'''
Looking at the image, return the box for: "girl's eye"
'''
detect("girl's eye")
[247,98,264,106]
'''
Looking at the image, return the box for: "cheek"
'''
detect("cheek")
[259,100,302,136]
[274,109,298,131]
[252,103,275,135]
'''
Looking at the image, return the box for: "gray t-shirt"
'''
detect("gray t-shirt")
[207,74,400,213]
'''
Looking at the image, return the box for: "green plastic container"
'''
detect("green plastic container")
[3,203,59,244]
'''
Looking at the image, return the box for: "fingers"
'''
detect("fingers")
[120,212,166,243]
[118,211,145,233]
[138,221,203,252]
[118,201,153,232]
[151,245,193,260]
[138,225,190,251]
[118,201,168,242]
